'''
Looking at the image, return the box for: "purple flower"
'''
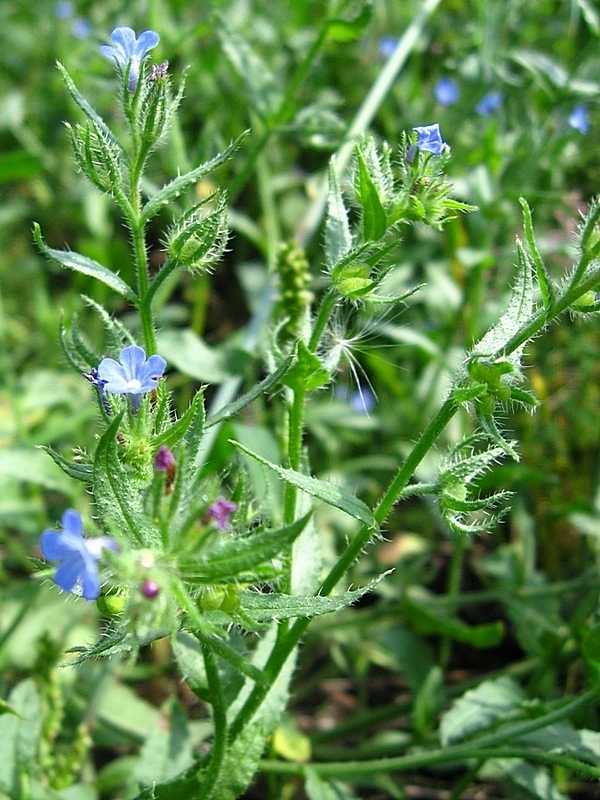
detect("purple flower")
[208,497,237,531]
[100,26,160,92]
[154,445,175,472]
[434,77,459,106]
[40,509,118,600]
[410,123,447,160]
[569,105,590,134]
[475,91,503,116]
[97,345,166,414]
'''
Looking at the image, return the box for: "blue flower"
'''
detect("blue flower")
[475,91,503,116]
[350,387,376,414]
[100,26,160,92]
[97,345,167,414]
[434,77,459,106]
[40,509,118,600]
[378,36,398,59]
[569,105,590,134]
[412,123,447,156]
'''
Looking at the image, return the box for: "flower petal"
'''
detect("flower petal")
[134,29,160,57]
[61,508,83,536]
[40,530,70,560]
[97,357,129,392]
[118,345,148,379]
[79,561,101,600]
[54,557,83,593]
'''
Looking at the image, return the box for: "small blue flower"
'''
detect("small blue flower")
[434,77,459,106]
[72,19,91,39]
[411,123,447,156]
[475,91,503,116]
[569,105,590,134]
[350,387,376,414]
[54,0,73,19]
[97,345,166,414]
[378,36,398,59]
[40,509,118,600]
[100,26,160,92]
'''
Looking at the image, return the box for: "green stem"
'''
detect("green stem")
[498,263,600,361]
[228,396,460,742]
[283,386,306,524]
[197,642,228,798]
[439,533,466,670]
[258,689,599,780]
[259,746,600,781]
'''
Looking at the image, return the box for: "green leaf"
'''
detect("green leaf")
[33,223,136,302]
[156,327,242,384]
[0,446,73,492]
[325,159,352,269]
[403,592,505,650]
[237,573,389,623]
[217,21,282,119]
[440,676,524,746]
[481,758,568,800]
[56,62,121,154]
[153,390,205,451]
[205,354,293,429]
[40,445,93,484]
[0,680,42,796]
[141,133,247,224]
[517,721,600,763]
[304,769,361,800]
[180,513,312,582]
[326,3,373,41]
[282,340,330,392]
[134,699,194,785]
[471,239,533,366]
[211,626,297,800]
[231,441,377,528]
[173,631,265,697]
[355,145,387,241]
[519,197,555,309]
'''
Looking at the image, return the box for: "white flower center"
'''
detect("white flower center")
[126,378,142,391]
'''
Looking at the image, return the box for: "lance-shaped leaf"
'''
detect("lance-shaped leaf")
[34,224,136,302]
[141,132,248,224]
[231,441,377,528]
[217,20,283,120]
[519,197,555,310]
[205,354,293,428]
[325,158,352,270]
[282,340,330,392]
[56,61,121,153]
[41,445,93,484]
[355,145,387,242]
[180,513,312,583]
[237,571,390,623]
[471,241,534,367]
